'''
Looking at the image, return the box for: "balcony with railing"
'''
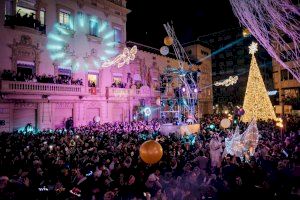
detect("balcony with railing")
[106,86,160,99]
[4,15,46,34]
[0,81,85,96]
[106,87,132,98]
[106,0,126,7]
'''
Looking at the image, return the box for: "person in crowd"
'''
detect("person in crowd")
[209,133,223,168]
[66,117,74,132]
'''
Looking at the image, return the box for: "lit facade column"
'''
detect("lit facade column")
[37,102,52,130]
[73,102,85,127]
[73,102,79,127]
[9,103,14,132]
[34,1,41,21]
[0,0,5,26]
[128,97,133,122]
[278,66,284,116]
[100,101,109,123]
[12,0,17,15]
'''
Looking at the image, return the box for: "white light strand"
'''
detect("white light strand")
[102,46,137,68]
[214,76,239,87]
[38,186,49,192]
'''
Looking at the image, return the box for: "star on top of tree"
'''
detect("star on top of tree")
[249,42,258,55]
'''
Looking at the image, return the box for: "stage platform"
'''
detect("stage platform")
[160,123,200,135]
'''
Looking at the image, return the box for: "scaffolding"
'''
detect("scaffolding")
[160,23,200,123]
[159,66,199,123]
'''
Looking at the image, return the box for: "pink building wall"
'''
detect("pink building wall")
[0,0,213,132]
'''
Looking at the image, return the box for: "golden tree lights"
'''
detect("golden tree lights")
[241,42,277,122]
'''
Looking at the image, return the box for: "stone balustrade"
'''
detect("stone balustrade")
[106,87,131,98]
[106,87,160,98]
[0,81,85,96]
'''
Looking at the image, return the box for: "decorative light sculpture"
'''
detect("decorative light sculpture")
[214,76,239,87]
[241,42,277,122]
[47,13,123,71]
[102,45,137,68]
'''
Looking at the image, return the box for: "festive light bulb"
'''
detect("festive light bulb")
[144,107,152,117]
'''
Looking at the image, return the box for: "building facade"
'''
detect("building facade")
[196,27,273,107]
[183,42,213,115]
[0,0,212,132]
[273,50,300,115]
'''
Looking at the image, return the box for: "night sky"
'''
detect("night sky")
[126,0,240,48]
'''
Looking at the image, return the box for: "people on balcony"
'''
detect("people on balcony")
[5,10,45,33]
[111,80,145,89]
[1,70,83,85]
[88,81,96,87]
[134,81,143,89]
[111,81,126,88]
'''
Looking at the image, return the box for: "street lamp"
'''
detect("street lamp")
[242,28,251,37]
[276,118,284,139]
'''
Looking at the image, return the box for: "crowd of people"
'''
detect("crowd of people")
[1,70,83,85]
[0,115,299,200]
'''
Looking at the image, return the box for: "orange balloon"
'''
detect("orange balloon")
[139,140,163,164]
[164,36,173,46]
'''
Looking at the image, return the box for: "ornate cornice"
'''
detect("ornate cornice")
[69,0,130,20]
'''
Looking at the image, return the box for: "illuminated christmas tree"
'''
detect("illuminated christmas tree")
[241,42,277,122]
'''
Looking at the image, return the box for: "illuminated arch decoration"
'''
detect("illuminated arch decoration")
[47,13,120,71]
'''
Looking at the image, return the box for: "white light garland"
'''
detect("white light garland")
[102,45,137,68]
[38,186,49,192]
[214,76,239,87]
